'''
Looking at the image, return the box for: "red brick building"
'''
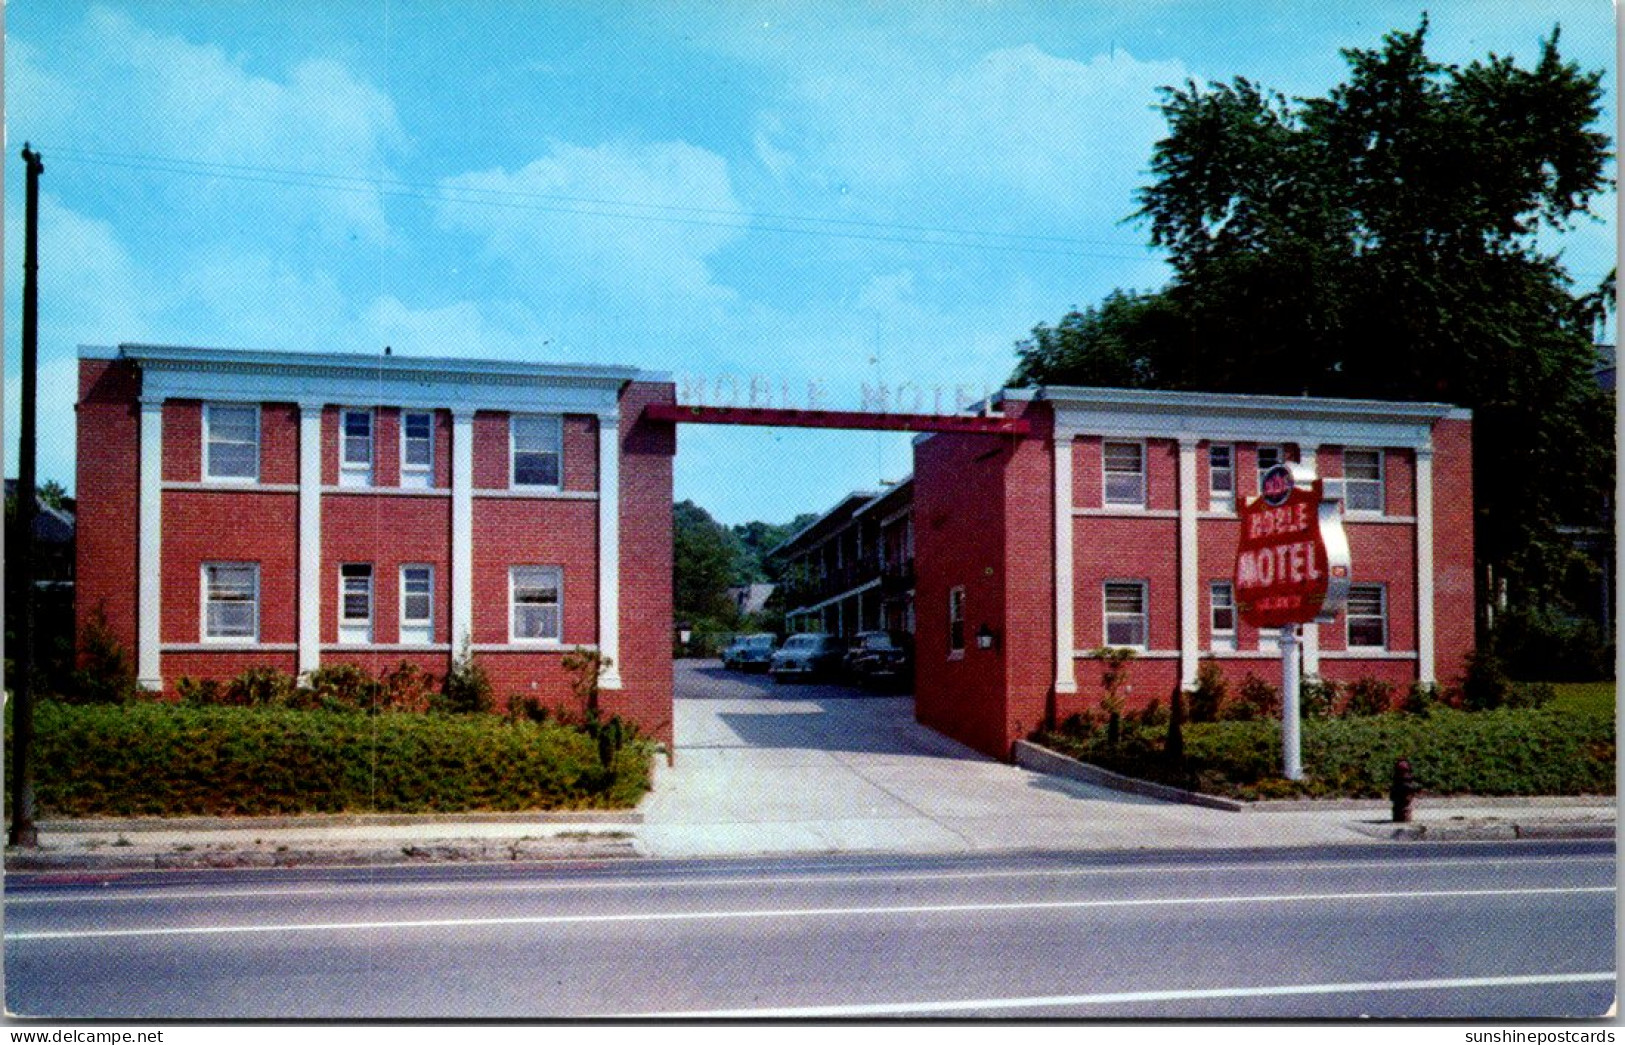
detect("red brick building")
[912,386,1474,759]
[76,344,676,740]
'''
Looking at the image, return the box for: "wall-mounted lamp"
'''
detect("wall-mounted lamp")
[976,623,997,650]
[677,622,693,646]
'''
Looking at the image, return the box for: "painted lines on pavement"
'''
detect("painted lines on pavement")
[6,853,1613,906]
[620,971,1617,1018]
[7,885,1612,941]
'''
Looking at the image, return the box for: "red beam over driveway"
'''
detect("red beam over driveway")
[643,402,1031,435]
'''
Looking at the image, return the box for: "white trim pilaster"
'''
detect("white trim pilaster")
[137,398,165,689]
[1052,430,1077,694]
[1177,437,1200,688]
[1415,445,1436,684]
[1300,443,1320,679]
[451,409,475,654]
[297,404,323,677]
[596,412,624,690]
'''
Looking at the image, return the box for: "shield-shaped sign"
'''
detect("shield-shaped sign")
[1234,462,1351,628]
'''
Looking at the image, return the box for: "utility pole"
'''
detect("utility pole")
[10,144,44,848]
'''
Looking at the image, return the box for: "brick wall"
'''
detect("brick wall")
[164,490,299,645]
[75,359,141,654]
[1431,417,1476,686]
[322,495,453,645]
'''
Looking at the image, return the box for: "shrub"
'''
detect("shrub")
[223,665,298,707]
[302,663,382,712]
[22,700,653,816]
[1341,677,1395,717]
[1222,673,1279,721]
[506,695,551,725]
[1399,682,1442,717]
[1459,648,1513,711]
[378,661,436,714]
[1492,604,1614,682]
[176,675,223,707]
[1506,680,1557,710]
[66,609,139,706]
[438,643,494,714]
[1299,678,1339,719]
[1059,710,1098,740]
[1188,660,1228,723]
[1134,698,1168,728]
[1035,705,1614,800]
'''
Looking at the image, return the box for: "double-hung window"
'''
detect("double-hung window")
[1208,443,1234,512]
[202,563,259,642]
[511,566,562,642]
[1104,581,1148,649]
[948,586,966,655]
[1209,581,1237,651]
[1103,441,1145,507]
[1256,444,1283,492]
[339,564,373,644]
[399,564,434,644]
[401,411,434,489]
[1342,448,1384,514]
[204,404,259,482]
[340,409,374,487]
[511,415,562,490]
[1346,584,1387,649]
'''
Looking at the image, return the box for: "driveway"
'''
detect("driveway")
[635,661,1379,858]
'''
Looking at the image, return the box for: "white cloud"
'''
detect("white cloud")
[758,43,1186,228]
[437,140,745,311]
[69,6,406,243]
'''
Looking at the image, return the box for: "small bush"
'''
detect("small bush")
[1459,648,1512,711]
[1135,698,1168,728]
[507,695,551,724]
[1299,678,1339,719]
[67,609,139,706]
[1506,680,1557,710]
[1188,660,1228,723]
[176,675,223,707]
[1341,677,1395,717]
[303,663,382,713]
[1222,673,1279,721]
[378,662,436,714]
[224,666,298,707]
[1399,682,1442,717]
[438,643,495,714]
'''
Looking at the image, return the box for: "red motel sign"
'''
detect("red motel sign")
[1234,463,1351,628]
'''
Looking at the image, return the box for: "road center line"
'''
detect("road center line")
[8,885,1611,941]
[6,853,1612,905]
[621,971,1618,1018]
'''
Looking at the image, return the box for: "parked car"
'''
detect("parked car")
[769,633,844,681]
[845,630,913,689]
[721,633,777,672]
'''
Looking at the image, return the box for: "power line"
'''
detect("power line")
[42,144,1158,262]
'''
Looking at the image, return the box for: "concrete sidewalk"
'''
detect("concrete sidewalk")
[7,662,1610,872]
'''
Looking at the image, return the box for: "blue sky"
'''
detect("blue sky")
[6,1,1616,525]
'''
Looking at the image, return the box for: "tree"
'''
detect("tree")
[672,500,744,625]
[1014,19,1614,618]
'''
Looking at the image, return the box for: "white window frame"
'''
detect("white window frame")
[1102,440,1146,508]
[510,565,564,643]
[400,411,435,490]
[339,563,374,645]
[1209,581,1237,652]
[510,414,563,491]
[1103,580,1148,651]
[947,585,966,657]
[201,562,260,643]
[1346,584,1388,649]
[1342,447,1385,515]
[1208,443,1234,512]
[399,564,434,644]
[1255,444,1283,493]
[340,408,375,488]
[203,402,260,483]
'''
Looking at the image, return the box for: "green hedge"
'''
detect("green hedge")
[19,701,652,816]
[1038,706,1615,800]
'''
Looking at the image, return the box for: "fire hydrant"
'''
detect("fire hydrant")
[1390,758,1419,823]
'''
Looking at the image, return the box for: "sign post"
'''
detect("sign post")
[1234,462,1350,781]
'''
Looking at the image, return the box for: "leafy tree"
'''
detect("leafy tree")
[1014,19,1614,619]
[673,500,745,624]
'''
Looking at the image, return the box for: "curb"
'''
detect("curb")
[1347,820,1615,842]
[35,810,643,834]
[1013,740,1247,811]
[6,835,642,873]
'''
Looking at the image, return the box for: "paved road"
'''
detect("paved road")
[6,842,1613,1019]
